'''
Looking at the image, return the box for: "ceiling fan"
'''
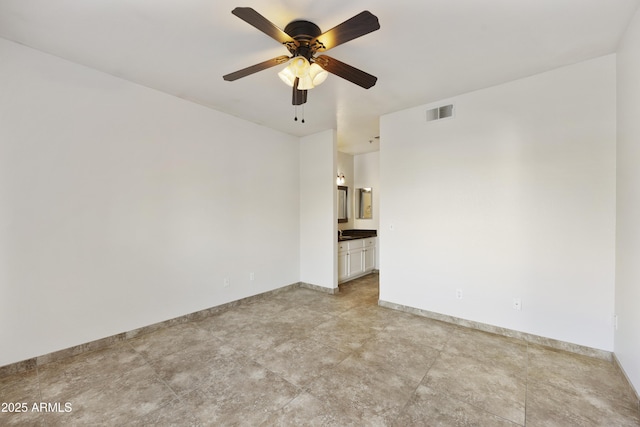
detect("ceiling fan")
[222,7,380,109]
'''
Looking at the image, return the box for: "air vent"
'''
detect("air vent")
[426,104,454,122]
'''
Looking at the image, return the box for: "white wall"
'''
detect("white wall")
[380,55,617,351]
[299,130,337,290]
[0,39,300,367]
[354,151,380,232]
[615,6,640,394]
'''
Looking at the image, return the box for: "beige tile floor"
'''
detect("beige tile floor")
[1,273,639,426]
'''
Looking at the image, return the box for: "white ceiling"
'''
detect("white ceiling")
[1,0,638,154]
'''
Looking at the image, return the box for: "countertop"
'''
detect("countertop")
[338,229,377,242]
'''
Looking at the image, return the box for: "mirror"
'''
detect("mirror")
[337,186,348,223]
[356,188,373,219]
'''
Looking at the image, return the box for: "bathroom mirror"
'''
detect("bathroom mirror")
[356,188,373,219]
[337,186,348,223]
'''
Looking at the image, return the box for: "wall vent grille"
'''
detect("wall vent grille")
[426,104,454,122]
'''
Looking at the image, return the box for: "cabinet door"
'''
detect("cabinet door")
[363,246,375,272]
[338,251,349,282]
[347,248,364,277]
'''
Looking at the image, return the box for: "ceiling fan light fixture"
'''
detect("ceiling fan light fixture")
[279,56,314,88]
[280,60,328,90]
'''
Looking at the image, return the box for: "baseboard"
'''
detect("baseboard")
[0,282,302,380]
[299,281,339,294]
[378,299,612,361]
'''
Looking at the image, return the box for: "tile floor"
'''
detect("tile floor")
[1,273,639,426]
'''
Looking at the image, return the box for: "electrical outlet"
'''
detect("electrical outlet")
[223,277,230,287]
[513,298,522,311]
[456,289,463,300]
[249,272,255,281]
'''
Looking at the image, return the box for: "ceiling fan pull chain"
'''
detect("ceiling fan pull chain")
[294,105,298,121]
[301,105,305,123]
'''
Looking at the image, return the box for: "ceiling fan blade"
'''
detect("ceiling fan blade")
[314,55,377,89]
[223,55,290,81]
[292,78,308,105]
[231,7,297,46]
[311,11,380,52]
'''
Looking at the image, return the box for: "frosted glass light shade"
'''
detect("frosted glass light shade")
[278,66,295,87]
[297,75,314,90]
[309,63,328,86]
[291,56,310,78]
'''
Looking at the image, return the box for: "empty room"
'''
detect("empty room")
[1,1,640,425]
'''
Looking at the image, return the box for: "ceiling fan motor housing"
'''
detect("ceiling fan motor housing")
[284,20,322,59]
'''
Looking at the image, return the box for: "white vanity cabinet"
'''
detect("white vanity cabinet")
[338,237,376,283]
[363,238,376,271]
